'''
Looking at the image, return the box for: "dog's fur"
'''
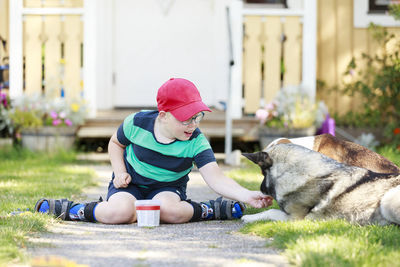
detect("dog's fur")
[265,134,400,174]
[242,134,400,225]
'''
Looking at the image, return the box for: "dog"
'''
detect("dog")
[265,134,400,174]
[241,134,400,225]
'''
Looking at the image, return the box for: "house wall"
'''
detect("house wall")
[3,0,399,117]
[0,0,9,66]
[317,0,400,115]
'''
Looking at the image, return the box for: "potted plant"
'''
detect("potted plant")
[9,94,87,152]
[0,89,13,146]
[255,86,327,148]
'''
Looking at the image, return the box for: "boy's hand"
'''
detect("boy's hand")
[246,191,273,209]
[113,172,132,188]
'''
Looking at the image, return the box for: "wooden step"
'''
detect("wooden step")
[77,109,260,141]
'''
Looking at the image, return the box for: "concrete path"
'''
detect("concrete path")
[28,164,288,267]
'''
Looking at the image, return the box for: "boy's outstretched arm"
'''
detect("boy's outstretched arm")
[199,162,273,209]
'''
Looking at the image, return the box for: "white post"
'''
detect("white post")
[83,0,97,117]
[224,0,243,166]
[302,0,317,102]
[229,0,243,119]
[8,0,23,99]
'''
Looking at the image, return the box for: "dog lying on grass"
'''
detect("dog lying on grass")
[242,134,400,225]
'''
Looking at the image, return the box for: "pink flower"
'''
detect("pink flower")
[52,119,62,126]
[64,119,73,126]
[265,102,275,111]
[0,92,8,108]
[50,111,58,119]
[256,109,269,125]
[59,111,66,119]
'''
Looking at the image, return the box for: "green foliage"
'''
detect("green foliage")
[256,86,327,130]
[0,147,96,266]
[9,94,88,132]
[0,90,13,137]
[378,145,400,167]
[336,23,400,147]
[389,3,400,21]
[9,108,44,128]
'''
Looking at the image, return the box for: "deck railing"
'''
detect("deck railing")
[243,14,302,114]
[18,0,84,99]
[239,2,316,115]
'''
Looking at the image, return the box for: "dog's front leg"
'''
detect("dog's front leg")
[241,209,290,223]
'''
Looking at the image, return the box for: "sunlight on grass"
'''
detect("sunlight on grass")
[239,220,400,267]
[0,180,19,188]
[0,148,96,266]
[228,147,400,267]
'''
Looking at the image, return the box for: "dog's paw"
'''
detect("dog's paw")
[241,209,290,223]
[241,214,258,224]
[241,212,269,223]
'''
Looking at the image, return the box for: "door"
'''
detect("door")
[113,0,230,108]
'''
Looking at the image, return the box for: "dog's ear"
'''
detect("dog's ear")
[242,152,273,169]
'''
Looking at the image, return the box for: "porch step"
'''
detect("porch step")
[76,109,260,141]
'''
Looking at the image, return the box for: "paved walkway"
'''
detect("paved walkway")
[28,164,288,267]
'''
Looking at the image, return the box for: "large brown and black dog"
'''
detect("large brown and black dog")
[242,134,400,225]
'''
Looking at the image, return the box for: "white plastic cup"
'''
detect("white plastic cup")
[135,200,161,227]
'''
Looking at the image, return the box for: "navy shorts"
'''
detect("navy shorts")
[107,179,188,201]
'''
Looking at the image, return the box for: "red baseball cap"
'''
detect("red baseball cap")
[157,78,212,121]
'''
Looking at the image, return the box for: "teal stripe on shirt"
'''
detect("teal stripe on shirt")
[126,148,192,182]
[122,112,211,182]
[123,121,212,158]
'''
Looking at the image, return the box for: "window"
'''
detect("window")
[354,0,400,28]
[369,0,391,13]
[245,0,288,8]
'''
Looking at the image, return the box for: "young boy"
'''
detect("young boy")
[35,78,273,224]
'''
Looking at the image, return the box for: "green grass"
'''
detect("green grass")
[0,145,97,266]
[229,146,400,267]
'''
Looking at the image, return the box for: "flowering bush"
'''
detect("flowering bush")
[9,94,87,131]
[386,124,400,151]
[255,86,327,129]
[0,90,13,137]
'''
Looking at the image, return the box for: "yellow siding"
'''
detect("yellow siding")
[317,0,337,111]
[317,0,400,115]
[0,0,8,65]
[335,0,353,114]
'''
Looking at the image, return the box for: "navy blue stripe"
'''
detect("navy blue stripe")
[195,149,216,168]
[123,154,189,188]
[133,144,193,172]
[117,123,131,146]
[133,111,158,131]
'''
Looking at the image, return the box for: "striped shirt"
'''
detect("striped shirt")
[116,110,216,188]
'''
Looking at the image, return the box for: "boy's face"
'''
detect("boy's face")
[164,112,203,141]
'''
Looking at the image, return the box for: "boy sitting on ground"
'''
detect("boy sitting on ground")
[35,78,273,224]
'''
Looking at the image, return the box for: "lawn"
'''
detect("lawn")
[0,146,96,266]
[0,145,399,267]
[230,146,400,267]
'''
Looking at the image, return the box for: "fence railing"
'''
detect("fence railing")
[242,14,303,114]
[21,0,84,99]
